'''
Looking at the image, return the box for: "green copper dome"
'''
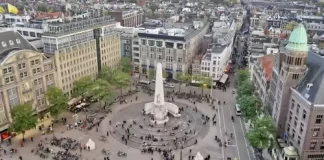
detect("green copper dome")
[285,23,309,52]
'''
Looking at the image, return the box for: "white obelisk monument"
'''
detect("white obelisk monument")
[144,62,181,124]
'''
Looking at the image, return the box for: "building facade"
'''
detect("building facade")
[109,10,144,27]
[0,31,55,132]
[132,21,209,79]
[42,13,120,97]
[269,23,309,134]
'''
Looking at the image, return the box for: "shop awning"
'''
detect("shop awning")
[220,74,229,83]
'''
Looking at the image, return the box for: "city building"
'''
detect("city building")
[200,20,236,80]
[269,24,309,134]
[42,12,120,97]
[132,20,209,79]
[252,55,274,105]
[0,30,55,132]
[115,25,137,57]
[109,10,144,27]
[284,48,324,159]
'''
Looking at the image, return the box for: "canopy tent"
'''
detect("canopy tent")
[219,74,229,84]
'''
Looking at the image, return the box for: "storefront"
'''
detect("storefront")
[0,130,12,141]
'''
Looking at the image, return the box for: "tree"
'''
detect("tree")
[149,68,167,80]
[237,69,250,85]
[238,95,262,121]
[112,70,131,96]
[237,80,254,98]
[197,76,212,95]
[72,76,93,98]
[120,57,133,74]
[10,104,37,139]
[149,3,159,12]
[37,4,48,12]
[176,73,190,92]
[88,79,115,107]
[46,87,68,119]
[246,115,276,157]
[98,67,115,84]
[285,21,297,31]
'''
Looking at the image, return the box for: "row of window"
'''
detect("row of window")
[17,30,42,38]
[3,60,40,75]
[135,40,184,49]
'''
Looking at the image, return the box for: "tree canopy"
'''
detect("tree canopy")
[112,70,131,95]
[120,57,133,74]
[237,80,254,98]
[176,73,191,92]
[72,76,93,98]
[88,79,115,105]
[238,95,262,121]
[247,115,276,149]
[46,87,68,119]
[10,104,37,138]
[237,69,250,84]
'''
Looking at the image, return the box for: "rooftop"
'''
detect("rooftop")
[0,30,37,63]
[295,50,324,104]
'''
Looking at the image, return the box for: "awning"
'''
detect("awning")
[68,96,82,106]
[220,74,229,83]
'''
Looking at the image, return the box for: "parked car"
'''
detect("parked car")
[164,83,174,88]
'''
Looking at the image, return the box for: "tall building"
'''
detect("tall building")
[0,30,55,132]
[269,23,309,134]
[109,10,144,27]
[42,12,120,97]
[132,20,209,78]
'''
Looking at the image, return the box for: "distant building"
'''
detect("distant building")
[0,30,55,133]
[109,10,144,27]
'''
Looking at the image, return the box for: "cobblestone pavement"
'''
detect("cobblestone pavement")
[110,101,209,149]
[0,85,242,160]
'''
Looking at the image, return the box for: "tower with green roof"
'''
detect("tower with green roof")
[268,23,309,134]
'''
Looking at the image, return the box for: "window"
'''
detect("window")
[150,47,155,52]
[177,57,183,63]
[313,127,320,137]
[287,124,290,132]
[292,74,299,80]
[30,32,36,37]
[37,33,41,38]
[156,41,163,47]
[291,99,295,110]
[20,72,27,79]
[158,55,162,60]
[148,40,155,46]
[321,141,324,150]
[296,104,300,115]
[294,117,298,126]
[177,43,183,49]
[310,140,318,150]
[23,31,28,36]
[289,111,293,122]
[5,76,14,84]
[177,65,182,71]
[3,67,12,74]
[133,47,139,51]
[133,41,139,45]
[300,123,304,134]
[213,60,216,65]
[141,39,146,45]
[297,136,301,145]
[165,42,174,48]
[316,115,323,124]
[18,63,26,70]
[303,110,306,120]
[292,129,295,138]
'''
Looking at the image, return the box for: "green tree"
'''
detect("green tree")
[88,79,115,107]
[246,115,276,155]
[285,21,297,31]
[237,69,250,85]
[103,10,109,16]
[98,67,115,84]
[46,87,68,119]
[10,104,37,139]
[120,57,133,74]
[37,4,48,12]
[197,76,212,95]
[237,80,254,98]
[176,73,190,92]
[149,68,167,80]
[238,95,262,121]
[72,76,93,98]
[149,3,159,12]
[112,70,131,96]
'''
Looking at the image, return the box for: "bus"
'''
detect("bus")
[235,104,241,116]
[137,80,150,86]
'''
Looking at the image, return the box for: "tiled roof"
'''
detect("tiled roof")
[259,55,274,81]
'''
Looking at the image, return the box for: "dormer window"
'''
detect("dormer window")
[16,39,21,44]
[9,40,14,46]
[2,42,7,47]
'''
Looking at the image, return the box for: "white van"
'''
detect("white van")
[137,80,150,86]
[235,104,241,116]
